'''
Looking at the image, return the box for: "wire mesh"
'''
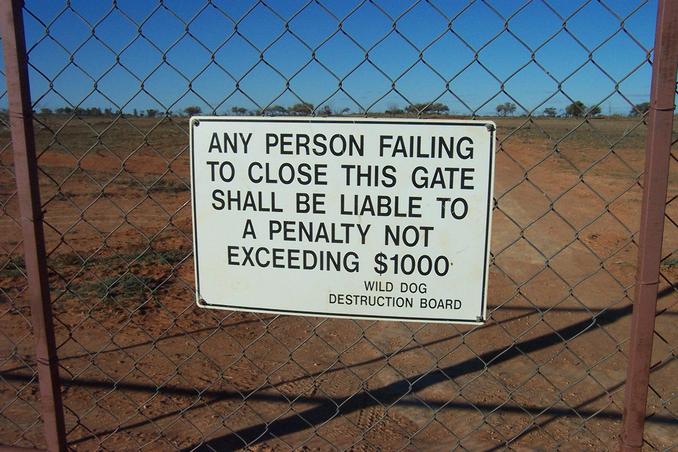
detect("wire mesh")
[0,0,676,450]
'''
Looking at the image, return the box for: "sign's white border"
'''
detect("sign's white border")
[190,117,495,324]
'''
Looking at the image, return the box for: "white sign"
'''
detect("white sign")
[190,117,495,324]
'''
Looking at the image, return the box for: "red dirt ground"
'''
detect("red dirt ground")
[1,116,676,450]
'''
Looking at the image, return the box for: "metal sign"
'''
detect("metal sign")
[190,117,495,323]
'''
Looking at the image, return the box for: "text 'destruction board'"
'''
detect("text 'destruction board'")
[190,117,495,324]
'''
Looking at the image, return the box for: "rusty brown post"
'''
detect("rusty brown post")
[0,0,67,451]
[619,1,678,451]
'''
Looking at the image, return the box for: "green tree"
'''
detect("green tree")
[289,102,314,115]
[543,107,557,118]
[268,105,287,116]
[184,106,202,116]
[319,105,332,116]
[386,104,403,116]
[495,102,517,117]
[405,102,449,115]
[588,105,602,116]
[231,106,247,116]
[146,109,158,118]
[629,102,650,117]
[39,107,52,115]
[565,101,586,117]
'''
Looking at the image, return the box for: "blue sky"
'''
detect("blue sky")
[7,0,659,115]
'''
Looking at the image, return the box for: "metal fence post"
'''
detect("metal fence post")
[619,1,678,451]
[0,0,67,450]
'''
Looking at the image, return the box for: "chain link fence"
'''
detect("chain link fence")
[0,0,676,450]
